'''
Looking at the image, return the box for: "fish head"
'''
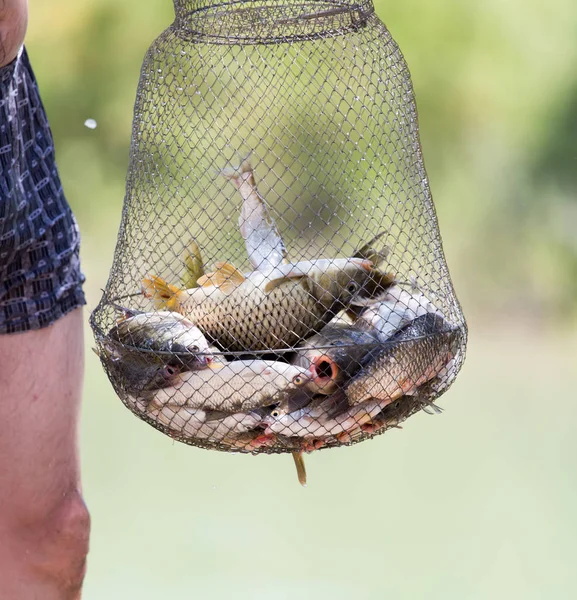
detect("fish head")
[348,267,397,308]
[98,342,187,397]
[306,258,375,310]
[108,311,213,374]
[262,404,307,436]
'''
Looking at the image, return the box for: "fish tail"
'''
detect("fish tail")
[141,275,186,312]
[292,451,307,487]
[181,241,205,288]
[220,155,255,188]
[355,232,390,266]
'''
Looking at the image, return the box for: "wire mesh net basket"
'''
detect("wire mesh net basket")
[90,0,467,459]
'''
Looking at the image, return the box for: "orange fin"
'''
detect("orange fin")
[198,262,245,293]
[141,275,185,312]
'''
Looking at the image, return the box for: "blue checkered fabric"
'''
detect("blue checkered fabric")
[0,47,85,334]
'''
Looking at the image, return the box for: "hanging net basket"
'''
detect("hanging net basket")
[90,0,467,462]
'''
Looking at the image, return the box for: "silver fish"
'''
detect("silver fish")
[147,403,266,443]
[100,309,214,397]
[345,313,459,406]
[147,359,314,412]
[353,285,446,342]
[263,391,385,441]
[222,158,287,273]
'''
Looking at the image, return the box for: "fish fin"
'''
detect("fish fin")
[198,262,245,292]
[204,409,227,422]
[110,303,142,322]
[354,232,390,266]
[263,273,306,293]
[220,155,254,187]
[292,452,307,487]
[181,241,205,288]
[141,275,186,312]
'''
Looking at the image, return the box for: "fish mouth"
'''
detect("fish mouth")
[309,354,340,394]
[206,358,225,370]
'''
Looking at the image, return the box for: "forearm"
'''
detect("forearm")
[0,0,28,67]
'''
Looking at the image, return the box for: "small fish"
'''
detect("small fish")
[352,285,446,342]
[181,240,205,288]
[292,323,381,395]
[108,308,212,358]
[99,308,215,397]
[148,402,266,443]
[96,342,188,399]
[345,313,459,407]
[147,359,315,412]
[222,157,287,272]
[143,257,388,351]
[263,391,384,441]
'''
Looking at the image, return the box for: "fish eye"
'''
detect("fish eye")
[189,345,199,353]
[271,408,282,418]
[293,375,305,386]
[346,281,360,294]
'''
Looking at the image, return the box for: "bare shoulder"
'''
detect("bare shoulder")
[0,0,28,68]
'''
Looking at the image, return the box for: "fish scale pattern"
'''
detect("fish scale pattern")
[90,0,467,459]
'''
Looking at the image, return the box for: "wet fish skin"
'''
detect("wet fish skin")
[222,158,287,272]
[352,285,446,342]
[100,310,214,397]
[147,359,315,412]
[148,402,266,443]
[98,342,187,399]
[108,310,211,356]
[143,258,378,351]
[263,391,384,440]
[292,323,381,395]
[345,313,459,406]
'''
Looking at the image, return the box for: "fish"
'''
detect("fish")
[263,314,458,448]
[98,308,216,398]
[142,257,390,351]
[96,342,190,400]
[222,157,287,272]
[352,284,446,342]
[262,390,385,442]
[292,323,381,395]
[181,240,205,288]
[344,313,459,407]
[147,359,315,412]
[147,402,268,445]
[108,308,212,358]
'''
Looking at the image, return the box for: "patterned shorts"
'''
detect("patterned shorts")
[0,47,85,334]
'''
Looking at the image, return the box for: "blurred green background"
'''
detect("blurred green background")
[26,0,577,598]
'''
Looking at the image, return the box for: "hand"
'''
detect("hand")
[0,0,28,68]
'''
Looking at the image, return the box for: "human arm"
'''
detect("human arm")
[0,0,27,67]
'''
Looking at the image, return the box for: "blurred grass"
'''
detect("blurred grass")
[22,0,577,597]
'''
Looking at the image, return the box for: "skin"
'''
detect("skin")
[0,0,27,67]
[1,3,89,597]
[0,309,89,600]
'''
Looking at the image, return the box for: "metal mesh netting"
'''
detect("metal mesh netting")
[90,0,467,460]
